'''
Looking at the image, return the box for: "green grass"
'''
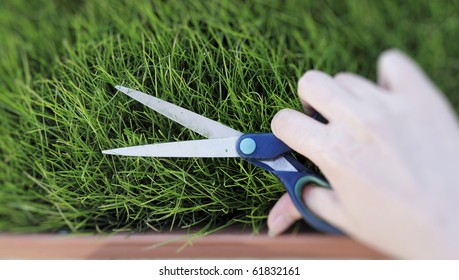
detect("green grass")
[0,0,458,234]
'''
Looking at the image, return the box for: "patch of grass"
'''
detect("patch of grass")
[0,0,458,234]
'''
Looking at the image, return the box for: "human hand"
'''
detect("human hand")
[268,49,459,259]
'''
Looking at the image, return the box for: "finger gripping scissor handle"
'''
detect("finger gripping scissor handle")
[236,133,342,234]
[273,171,343,234]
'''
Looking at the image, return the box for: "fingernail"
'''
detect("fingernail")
[267,214,290,237]
[268,228,278,237]
[271,111,285,131]
[271,109,292,133]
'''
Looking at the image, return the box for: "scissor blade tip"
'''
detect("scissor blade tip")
[114,85,131,93]
[101,149,116,155]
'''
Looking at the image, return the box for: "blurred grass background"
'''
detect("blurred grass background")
[0,0,458,234]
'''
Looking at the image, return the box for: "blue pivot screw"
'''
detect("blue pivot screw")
[239,138,256,155]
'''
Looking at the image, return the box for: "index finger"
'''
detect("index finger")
[298,70,360,122]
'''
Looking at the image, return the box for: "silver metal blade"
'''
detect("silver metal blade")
[115,86,242,139]
[259,157,298,172]
[102,137,240,158]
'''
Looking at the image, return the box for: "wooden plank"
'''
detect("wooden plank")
[0,233,385,259]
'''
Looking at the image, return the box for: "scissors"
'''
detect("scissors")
[102,86,342,234]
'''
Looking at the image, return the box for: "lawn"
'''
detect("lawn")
[0,0,458,234]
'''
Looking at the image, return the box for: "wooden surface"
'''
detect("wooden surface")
[0,233,385,259]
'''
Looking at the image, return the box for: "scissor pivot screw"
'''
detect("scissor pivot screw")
[239,138,256,155]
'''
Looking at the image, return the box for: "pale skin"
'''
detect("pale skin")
[268,49,459,259]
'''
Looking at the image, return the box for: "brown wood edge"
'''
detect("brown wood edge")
[0,233,386,259]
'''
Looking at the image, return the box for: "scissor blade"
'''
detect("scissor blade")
[259,157,298,172]
[102,137,240,158]
[115,86,242,139]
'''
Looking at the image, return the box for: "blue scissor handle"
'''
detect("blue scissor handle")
[236,133,343,234]
[272,170,343,234]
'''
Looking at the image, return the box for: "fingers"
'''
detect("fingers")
[297,70,358,121]
[268,187,347,236]
[271,109,329,165]
[267,193,302,237]
[301,102,316,117]
[377,49,440,96]
[302,186,348,230]
[335,72,383,98]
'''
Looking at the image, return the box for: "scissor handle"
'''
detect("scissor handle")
[273,170,343,234]
[236,133,342,234]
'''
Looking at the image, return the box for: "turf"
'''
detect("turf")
[0,0,458,234]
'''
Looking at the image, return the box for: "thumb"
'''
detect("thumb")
[268,187,347,236]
